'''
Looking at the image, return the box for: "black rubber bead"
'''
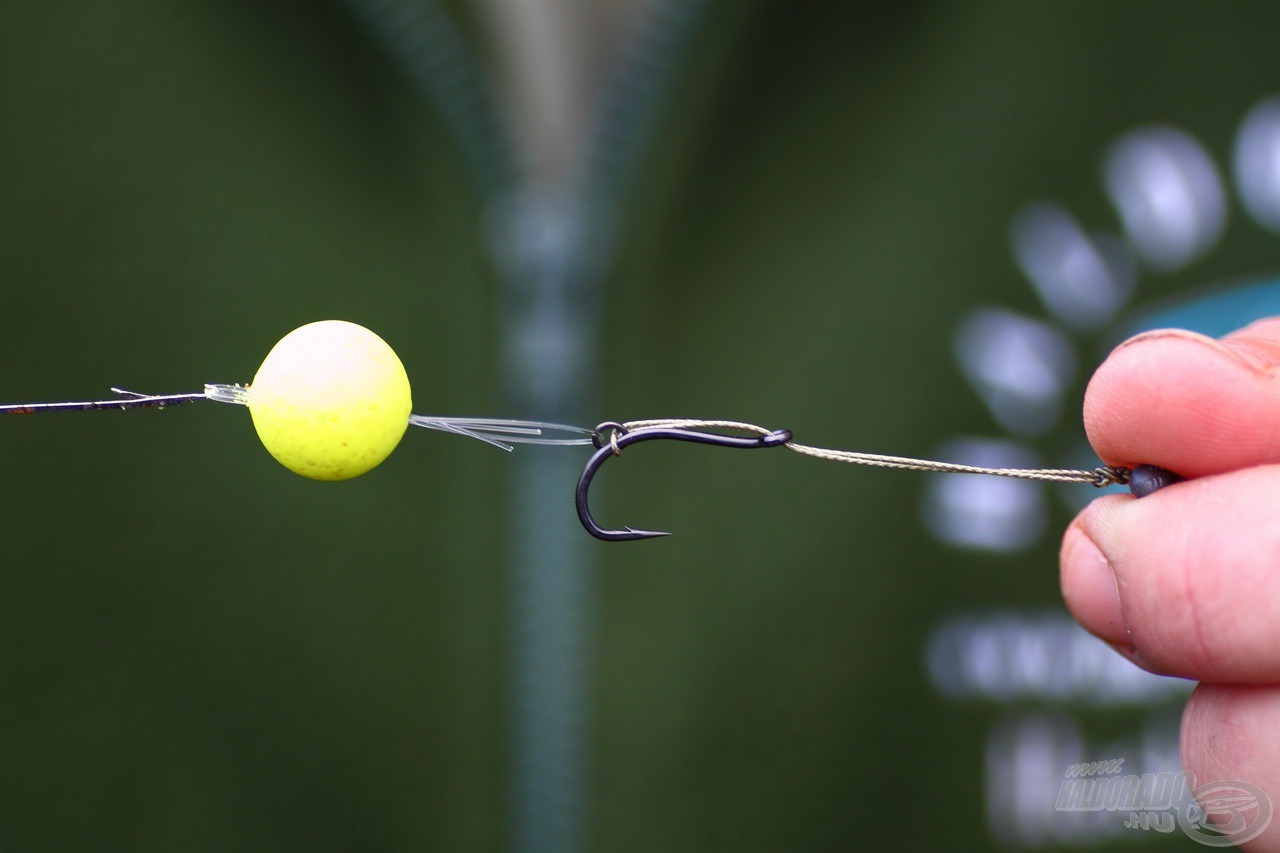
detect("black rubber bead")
[1128,465,1185,498]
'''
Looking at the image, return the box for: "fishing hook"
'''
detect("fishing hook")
[576,423,793,541]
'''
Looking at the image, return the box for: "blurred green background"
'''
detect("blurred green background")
[4,2,1280,850]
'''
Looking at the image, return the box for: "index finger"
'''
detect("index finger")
[1084,317,1280,477]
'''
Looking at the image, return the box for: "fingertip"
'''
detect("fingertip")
[1227,315,1280,339]
[1223,317,1280,372]
[1182,684,1280,774]
[1059,519,1128,646]
[1073,467,1280,682]
[1082,324,1280,476]
[1182,684,1280,850]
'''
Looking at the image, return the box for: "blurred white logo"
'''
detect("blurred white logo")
[1054,762,1272,846]
[1180,779,1273,848]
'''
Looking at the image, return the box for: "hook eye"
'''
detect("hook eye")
[575,426,791,541]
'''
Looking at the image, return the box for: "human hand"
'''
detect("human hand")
[1061,317,1280,850]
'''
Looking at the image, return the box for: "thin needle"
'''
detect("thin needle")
[0,388,210,414]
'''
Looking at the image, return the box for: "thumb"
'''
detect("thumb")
[1084,317,1280,478]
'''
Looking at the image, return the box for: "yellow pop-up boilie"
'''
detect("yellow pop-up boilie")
[248,320,412,480]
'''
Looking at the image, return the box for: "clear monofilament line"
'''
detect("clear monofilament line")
[208,384,597,451]
[207,384,596,452]
[409,415,597,451]
[204,383,249,405]
[1,384,598,452]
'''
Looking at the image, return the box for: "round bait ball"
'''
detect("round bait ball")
[249,320,412,481]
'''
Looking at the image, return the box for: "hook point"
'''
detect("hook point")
[598,527,672,542]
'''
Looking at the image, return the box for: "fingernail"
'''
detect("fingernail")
[1111,642,1155,673]
[1222,335,1280,373]
[1061,524,1129,646]
[1117,328,1276,373]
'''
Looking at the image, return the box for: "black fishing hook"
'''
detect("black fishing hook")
[576,423,793,541]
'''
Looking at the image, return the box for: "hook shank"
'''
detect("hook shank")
[576,425,792,541]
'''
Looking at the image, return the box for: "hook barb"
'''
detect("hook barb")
[575,424,792,541]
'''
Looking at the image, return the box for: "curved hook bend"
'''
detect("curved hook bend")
[576,425,792,541]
